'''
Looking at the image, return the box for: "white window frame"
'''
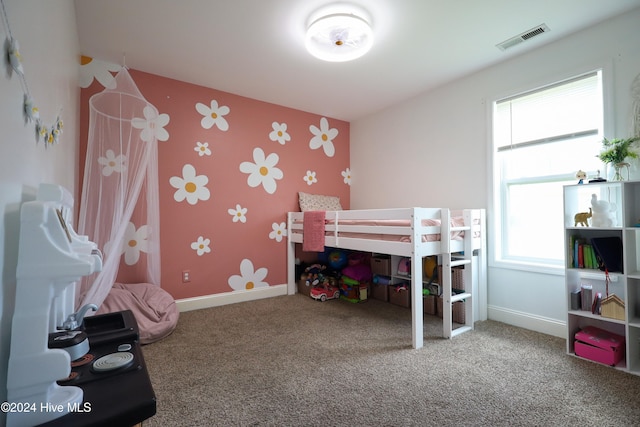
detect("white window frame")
[488,64,613,274]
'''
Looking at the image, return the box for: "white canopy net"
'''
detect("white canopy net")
[77,68,161,310]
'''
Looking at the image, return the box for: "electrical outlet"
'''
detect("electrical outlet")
[182,270,191,283]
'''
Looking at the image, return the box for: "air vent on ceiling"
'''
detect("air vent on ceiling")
[496,23,550,51]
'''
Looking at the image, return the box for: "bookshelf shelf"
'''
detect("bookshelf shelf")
[564,180,640,376]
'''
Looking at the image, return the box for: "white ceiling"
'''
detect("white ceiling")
[74,0,640,121]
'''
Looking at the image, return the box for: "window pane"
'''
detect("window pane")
[496,73,601,149]
[504,181,573,263]
[500,135,602,180]
[493,70,603,267]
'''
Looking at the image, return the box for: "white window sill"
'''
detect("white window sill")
[490,259,565,276]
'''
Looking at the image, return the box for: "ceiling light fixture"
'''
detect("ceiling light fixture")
[305,12,374,62]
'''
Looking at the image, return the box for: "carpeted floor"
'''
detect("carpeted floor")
[141,294,640,426]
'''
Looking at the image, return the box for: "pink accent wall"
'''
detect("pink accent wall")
[80,69,349,300]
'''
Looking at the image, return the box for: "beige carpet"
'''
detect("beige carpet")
[141,294,640,426]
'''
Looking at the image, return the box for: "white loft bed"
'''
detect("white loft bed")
[286,207,487,349]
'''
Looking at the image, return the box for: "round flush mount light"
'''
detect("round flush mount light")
[305,12,374,62]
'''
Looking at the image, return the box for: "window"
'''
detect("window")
[492,71,604,268]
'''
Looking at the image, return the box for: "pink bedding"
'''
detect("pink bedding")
[328,217,466,242]
[295,216,476,242]
[97,282,179,344]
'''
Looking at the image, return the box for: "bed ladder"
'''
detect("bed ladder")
[441,210,474,338]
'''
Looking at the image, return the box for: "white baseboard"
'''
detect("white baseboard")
[488,305,566,338]
[176,284,288,312]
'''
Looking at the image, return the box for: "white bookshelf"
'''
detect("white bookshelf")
[564,180,640,375]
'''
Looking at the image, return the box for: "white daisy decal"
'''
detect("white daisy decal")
[79,56,120,89]
[169,164,210,205]
[98,149,127,176]
[228,259,269,291]
[303,170,317,186]
[239,147,283,194]
[228,204,248,223]
[131,105,170,142]
[194,141,211,157]
[122,222,149,265]
[309,117,338,157]
[191,236,211,256]
[196,100,230,131]
[342,167,352,185]
[269,222,287,242]
[269,122,291,145]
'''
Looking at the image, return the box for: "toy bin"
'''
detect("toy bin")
[297,279,312,297]
[574,326,625,366]
[371,282,389,302]
[423,295,437,315]
[371,255,391,276]
[437,296,465,324]
[437,265,466,290]
[389,284,410,308]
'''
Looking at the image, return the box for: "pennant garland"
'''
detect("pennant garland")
[1,0,63,147]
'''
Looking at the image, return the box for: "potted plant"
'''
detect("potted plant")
[597,137,640,181]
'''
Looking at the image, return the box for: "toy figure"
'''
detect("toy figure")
[576,170,587,184]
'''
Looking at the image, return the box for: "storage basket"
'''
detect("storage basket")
[389,284,410,308]
[437,296,466,324]
[423,295,437,315]
[371,282,389,302]
[437,265,465,290]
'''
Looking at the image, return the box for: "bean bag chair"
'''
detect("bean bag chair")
[96,282,179,344]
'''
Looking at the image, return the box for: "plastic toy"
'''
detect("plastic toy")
[576,170,587,184]
[327,249,348,270]
[310,283,340,301]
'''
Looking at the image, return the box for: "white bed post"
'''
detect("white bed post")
[477,209,488,321]
[441,209,453,338]
[411,208,424,349]
[287,212,296,295]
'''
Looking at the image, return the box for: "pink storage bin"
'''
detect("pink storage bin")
[574,326,625,366]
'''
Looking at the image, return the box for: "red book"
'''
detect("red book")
[578,244,584,268]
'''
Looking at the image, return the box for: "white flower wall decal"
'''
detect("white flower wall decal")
[228,204,248,223]
[342,167,352,185]
[196,99,230,131]
[124,223,149,265]
[194,141,211,157]
[309,117,338,157]
[79,56,120,89]
[112,222,150,266]
[269,222,287,242]
[191,236,211,256]
[269,122,291,145]
[169,164,211,205]
[131,105,170,142]
[239,147,283,194]
[303,170,317,185]
[97,149,127,176]
[228,259,269,291]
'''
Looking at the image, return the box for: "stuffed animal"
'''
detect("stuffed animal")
[590,194,617,227]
